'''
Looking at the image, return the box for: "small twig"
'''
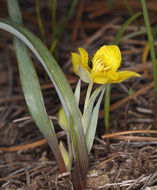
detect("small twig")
[141,172,157,189]
[99,174,152,188]
[102,129,157,139]
[0,139,47,152]
[13,115,58,123]
[0,131,66,152]
[58,171,71,179]
[126,175,145,190]
[0,163,51,182]
[103,135,157,141]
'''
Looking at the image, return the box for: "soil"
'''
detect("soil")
[0,0,157,189]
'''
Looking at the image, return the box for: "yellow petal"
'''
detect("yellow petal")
[91,71,110,84]
[92,70,140,84]
[71,52,81,75]
[93,45,121,72]
[112,71,141,83]
[78,48,91,72]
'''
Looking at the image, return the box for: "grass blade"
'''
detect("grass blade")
[141,0,157,127]
[86,87,106,153]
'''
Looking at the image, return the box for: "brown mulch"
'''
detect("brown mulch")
[0,0,157,189]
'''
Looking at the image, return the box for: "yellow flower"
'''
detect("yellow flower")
[71,45,140,84]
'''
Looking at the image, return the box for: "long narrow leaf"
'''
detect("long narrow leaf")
[7,0,66,172]
[141,0,157,127]
[82,84,105,134]
[86,87,106,153]
[74,79,81,106]
[141,0,157,94]
[0,19,88,188]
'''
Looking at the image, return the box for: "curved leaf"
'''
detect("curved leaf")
[82,84,105,134]
[0,19,88,188]
[74,79,81,106]
[7,0,66,172]
[86,87,105,153]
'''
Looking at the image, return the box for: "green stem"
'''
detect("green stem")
[104,84,111,134]
[141,0,157,92]
[123,29,146,40]
[84,82,93,113]
[141,0,157,127]
[104,84,111,152]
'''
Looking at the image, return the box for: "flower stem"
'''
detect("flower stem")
[104,84,110,134]
[104,84,111,152]
[84,82,93,113]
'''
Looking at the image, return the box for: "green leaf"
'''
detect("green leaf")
[59,141,71,171]
[74,79,81,106]
[141,0,157,93]
[7,0,66,172]
[0,18,88,188]
[86,87,106,153]
[82,84,105,134]
[58,79,81,131]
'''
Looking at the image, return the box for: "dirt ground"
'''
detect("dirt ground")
[0,0,157,189]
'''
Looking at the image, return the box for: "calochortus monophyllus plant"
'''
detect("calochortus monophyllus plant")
[71,45,140,84]
[59,45,140,170]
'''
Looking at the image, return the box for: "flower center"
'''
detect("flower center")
[92,57,111,73]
